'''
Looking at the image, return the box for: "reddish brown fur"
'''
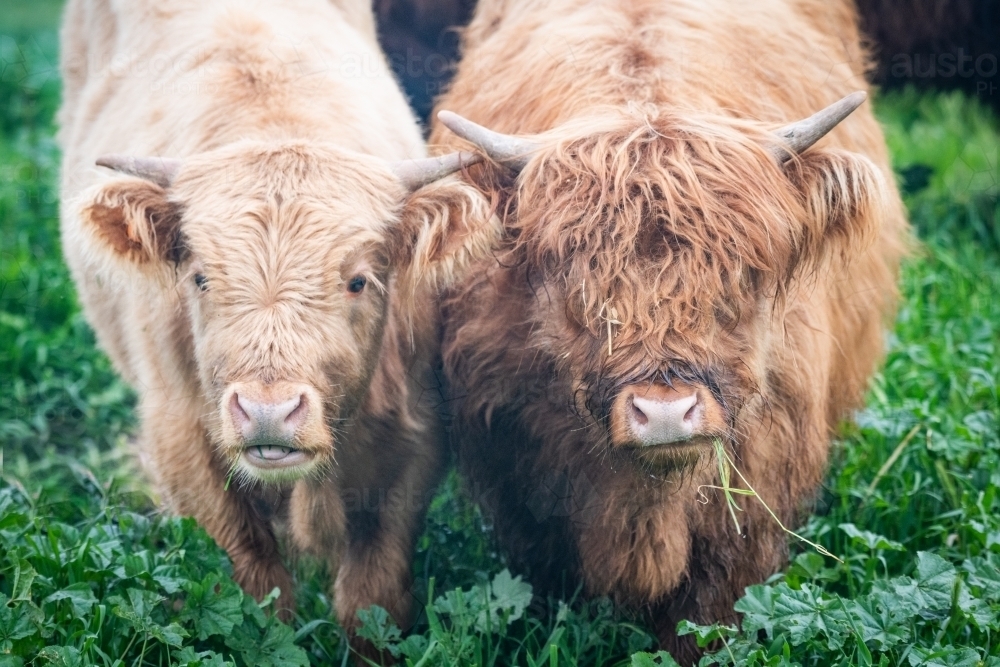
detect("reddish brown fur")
[429,0,908,662]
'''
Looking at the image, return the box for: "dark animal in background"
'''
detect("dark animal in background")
[374,0,475,124]
[856,0,1000,109]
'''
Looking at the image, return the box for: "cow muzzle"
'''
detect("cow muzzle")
[219,381,331,480]
[610,381,727,449]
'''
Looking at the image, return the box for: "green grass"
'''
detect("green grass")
[2,9,999,667]
[0,0,63,34]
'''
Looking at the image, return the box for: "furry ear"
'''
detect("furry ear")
[391,178,500,295]
[784,149,889,267]
[78,177,183,265]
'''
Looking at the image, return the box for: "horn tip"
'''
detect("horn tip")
[846,90,868,107]
[437,110,466,134]
[457,150,484,169]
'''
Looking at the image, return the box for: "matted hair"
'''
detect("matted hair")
[491,107,887,350]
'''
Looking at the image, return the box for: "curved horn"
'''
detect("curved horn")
[95,155,182,188]
[437,110,540,171]
[770,91,868,162]
[389,151,482,192]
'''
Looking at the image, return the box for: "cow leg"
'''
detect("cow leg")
[139,396,295,614]
[334,445,442,661]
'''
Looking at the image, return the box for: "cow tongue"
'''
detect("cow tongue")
[253,444,296,461]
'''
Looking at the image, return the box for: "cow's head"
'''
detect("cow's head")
[439,93,889,470]
[78,141,496,483]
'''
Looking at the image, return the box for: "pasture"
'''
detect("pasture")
[1,3,999,666]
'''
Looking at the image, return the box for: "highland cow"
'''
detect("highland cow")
[428,0,908,662]
[58,0,494,651]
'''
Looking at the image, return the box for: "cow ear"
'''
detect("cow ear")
[78,177,183,265]
[391,178,500,295]
[784,149,889,266]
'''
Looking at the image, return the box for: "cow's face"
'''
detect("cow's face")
[80,142,496,483]
[496,114,886,469]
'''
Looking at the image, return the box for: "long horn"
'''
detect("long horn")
[770,91,868,162]
[95,155,182,188]
[437,110,540,171]
[389,151,483,191]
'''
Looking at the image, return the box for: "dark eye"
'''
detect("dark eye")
[347,275,367,294]
[194,274,208,291]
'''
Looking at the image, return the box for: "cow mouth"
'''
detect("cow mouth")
[635,438,712,456]
[242,444,312,469]
[643,434,714,449]
[632,437,713,470]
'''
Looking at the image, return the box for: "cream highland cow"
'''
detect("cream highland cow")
[58,0,494,656]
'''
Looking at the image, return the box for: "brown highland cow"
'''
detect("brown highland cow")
[428,0,908,661]
[58,0,494,651]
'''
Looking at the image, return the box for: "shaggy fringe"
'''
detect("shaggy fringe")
[497,108,891,360]
[396,177,502,297]
[392,176,502,346]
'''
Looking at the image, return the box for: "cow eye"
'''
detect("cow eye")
[347,275,367,294]
[193,273,208,291]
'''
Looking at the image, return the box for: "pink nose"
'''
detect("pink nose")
[610,382,726,448]
[229,391,308,446]
[627,392,700,446]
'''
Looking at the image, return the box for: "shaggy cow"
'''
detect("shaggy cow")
[428,0,907,661]
[58,0,494,649]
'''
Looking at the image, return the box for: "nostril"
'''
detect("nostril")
[629,397,649,426]
[231,393,252,427]
[683,396,700,423]
[283,394,308,428]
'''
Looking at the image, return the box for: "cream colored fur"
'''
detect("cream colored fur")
[58,0,496,658]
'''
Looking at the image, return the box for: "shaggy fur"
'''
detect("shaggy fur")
[59,0,496,656]
[428,0,908,662]
[369,0,999,118]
